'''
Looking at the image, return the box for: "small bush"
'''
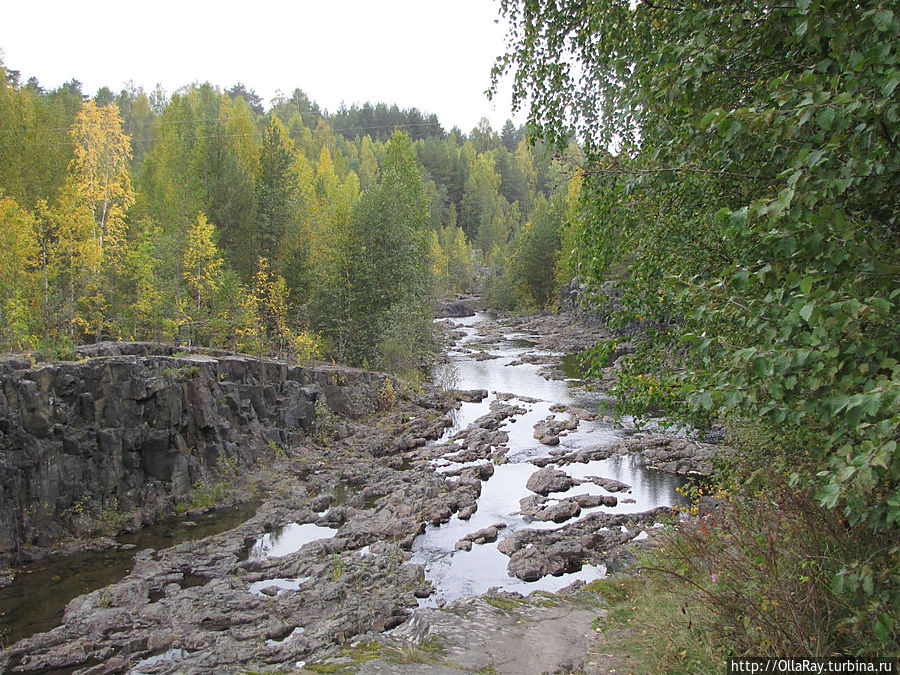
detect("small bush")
[652,481,899,657]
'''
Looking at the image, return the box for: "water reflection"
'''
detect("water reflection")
[245,522,337,560]
[415,314,686,605]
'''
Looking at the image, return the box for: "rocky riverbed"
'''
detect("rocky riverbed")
[0,311,719,674]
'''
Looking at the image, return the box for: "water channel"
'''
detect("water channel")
[413,313,686,605]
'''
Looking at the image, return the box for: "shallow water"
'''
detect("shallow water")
[415,314,686,605]
[0,501,259,646]
[245,522,338,560]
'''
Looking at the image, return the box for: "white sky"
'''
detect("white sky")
[0,0,524,134]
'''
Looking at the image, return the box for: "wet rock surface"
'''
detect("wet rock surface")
[0,309,716,673]
[525,466,581,496]
[549,434,720,476]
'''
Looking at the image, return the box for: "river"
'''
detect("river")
[412,313,686,605]
[0,312,686,656]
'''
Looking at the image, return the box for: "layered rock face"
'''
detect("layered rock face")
[0,343,386,560]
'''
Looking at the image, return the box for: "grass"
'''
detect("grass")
[484,595,525,613]
[583,574,724,675]
[383,636,445,665]
[580,477,900,672]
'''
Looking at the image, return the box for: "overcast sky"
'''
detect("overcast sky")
[1,0,524,133]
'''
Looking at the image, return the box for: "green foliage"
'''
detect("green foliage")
[584,573,723,674]
[1,56,568,366]
[311,131,435,371]
[493,192,566,310]
[496,0,900,655]
[496,0,899,530]
[655,483,898,656]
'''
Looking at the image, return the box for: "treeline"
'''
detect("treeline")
[0,61,578,370]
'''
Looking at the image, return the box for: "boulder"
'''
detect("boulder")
[525,467,580,496]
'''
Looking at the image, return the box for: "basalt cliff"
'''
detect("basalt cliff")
[0,342,391,563]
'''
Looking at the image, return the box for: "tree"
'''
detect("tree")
[496,0,899,650]
[256,115,300,262]
[193,89,258,278]
[68,99,134,264]
[312,131,433,370]
[183,212,223,316]
[225,82,264,116]
[461,151,501,242]
[0,194,40,349]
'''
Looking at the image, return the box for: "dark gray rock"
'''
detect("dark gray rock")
[0,344,402,561]
[525,467,580,496]
[435,299,476,318]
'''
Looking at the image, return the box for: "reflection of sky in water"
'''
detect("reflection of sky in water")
[247,577,310,596]
[417,314,686,605]
[247,523,337,560]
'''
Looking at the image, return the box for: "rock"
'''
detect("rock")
[525,467,580,496]
[435,299,476,318]
[535,500,581,523]
[460,524,503,545]
[573,494,617,508]
[457,504,477,520]
[587,476,632,493]
[375,595,600,674]
[454,389,488,403]
[533,416,577,445]
[0,346,411,560]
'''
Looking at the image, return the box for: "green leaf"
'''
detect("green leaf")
[882,73,900,98]
[816,108,835,130]
[820,481,841,509]
[752,356,769,377]
[830,571,845,594]
[873,9,894,31]
[732,269,749,289]
[697,391,714,410]
[836,465,855,482]
[800,302,815,323]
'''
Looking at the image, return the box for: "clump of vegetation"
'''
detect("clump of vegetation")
[375,378,396,411]
[383,636,444,664]
[330,553,346,581]
[484,594,524,613]
[586,478,897,670]
[585,574,723,674]
[267,439,286,460]
[176,453,241,512]
[313,398,339,444]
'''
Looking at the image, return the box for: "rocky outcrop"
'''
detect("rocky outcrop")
[548,434,720,476]
[525,466,580,496]
[0,343,392,561]
[498,508,669,581]
[434,297,476,318]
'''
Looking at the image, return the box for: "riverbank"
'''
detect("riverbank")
[0,311,721,673]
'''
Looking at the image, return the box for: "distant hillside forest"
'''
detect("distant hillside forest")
[0,63,582,371]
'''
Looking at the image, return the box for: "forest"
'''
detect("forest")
[0,63,577,373]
